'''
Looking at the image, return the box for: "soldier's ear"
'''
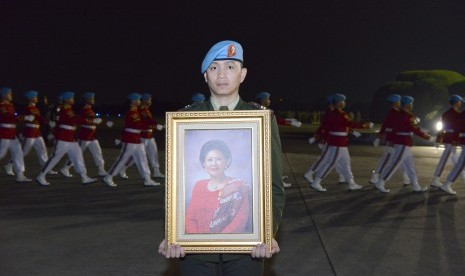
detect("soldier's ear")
[203,73,208,83]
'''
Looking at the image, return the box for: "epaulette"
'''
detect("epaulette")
[248,101,267,110]
[179,102,200,111]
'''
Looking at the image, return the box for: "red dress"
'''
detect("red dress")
[185,178,251,234]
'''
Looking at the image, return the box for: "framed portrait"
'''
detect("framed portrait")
[164,110,273,254]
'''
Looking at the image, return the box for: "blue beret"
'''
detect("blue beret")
[387,94,401,103]
[191,93,206,102]
[61,91,75,100]
[449,95,463,103]
[0,87,12,96]
[332,93,346,102]
[201,40,244,73]
[82,92,95,99]
[401,95,414,105]
[256,92,270,101]
[141,93,152,100]
[24,90,39,99]
[127,93,141,101]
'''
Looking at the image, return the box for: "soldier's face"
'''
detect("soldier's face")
[30,97,38,104]
[204,60,247,97]
[335,101,345,109]
[261,98,271,108]
[64,98,75,105]
[392,101,401,109]
[403,103,413,111]
[3,92,13,102]
[131,99,141,107]
[87,98,95,105]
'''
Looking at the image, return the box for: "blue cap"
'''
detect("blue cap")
[141,93,152,100]
[82,92,95,99]
[201,40,244,73]
[24,90,39,99]
[401,95,414,105]
[256,92,270,101]
[449,95,463,103]
[387,94,401,103]
[332,93,346,103]
[61,91,75,100]
[191,93,205,102]
[127,93,141,101]
[0,87,12,96]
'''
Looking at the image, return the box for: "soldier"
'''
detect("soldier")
[60,92,112,178]
[255,91,302,127]
[158,40,284,274]
[103,93,159,187]
[0,87,33,182]
[5,90,57,176]
[374,96,433,193]
[370,94,411,185]
[191,92,206,104]
[430,95,464,188]
[309,93,372,192]
[35,91,97,186]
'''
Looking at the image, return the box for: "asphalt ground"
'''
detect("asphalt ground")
[1,127,464,275]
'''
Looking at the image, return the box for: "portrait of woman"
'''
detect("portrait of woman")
[185,139,252,234]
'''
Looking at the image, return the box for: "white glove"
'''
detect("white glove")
[318,143,324,150]
[291,120,302,127]
[429,136,436,142]
[156,124,164,131]
[420,128,429,133]
[114,139,121,146]
[415,117,421,123]
[48,121,56,128]
[352,131,361,138]
[47,133,55,141]
[368,122,374,129]
[106,121,114,128]
[373,138,380,147]
[93,118,103,124]
[308,137,316,144]
[24,115,35,122]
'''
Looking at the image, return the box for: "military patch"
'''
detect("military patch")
[227,44,236,58]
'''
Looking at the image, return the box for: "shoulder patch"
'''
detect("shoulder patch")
[248,101,267,110]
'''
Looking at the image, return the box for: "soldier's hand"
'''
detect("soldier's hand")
[93,118,103,124]
[24,115,35,122]
[428,136,436,142]
[251,238,280,258]
[106,121,114,128]
[156,124,164,131]
[308,137,316,144]
[48,121,56,128]
[158,239,186,259]
[373,138,380,147]
[352,131,361,138]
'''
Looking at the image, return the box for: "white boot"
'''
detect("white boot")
[369,172,379,184]
[304,170,314,183]
[310,177,327,192]
[16,171,32,182]
[402,172,411,185]
[348,179,363,190]
[60,166,73,178]
[430,176,443,188]
[440,181,456,195]
[338,174,347,183]
[80,172,97,185]
[97,166,107,177]
[375,180,390,193]
[35,173,50,186]
[144,176,160,186]
[118,169,128,179]
[152,168,165,178]
[4,163,14,176]
[103,175,117,187]
[47,170,58,175]
[412,181,428,192]
[282,176,292,187]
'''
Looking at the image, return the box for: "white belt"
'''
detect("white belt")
[0,123,16,128]
[59,125,77,131]
[396,132,413,136]
[459,133,465,138]
[444,129,454,133]
[81,125,96,130]
[25,123,40,128]
[141,129,153,133]
[124,128,141,134]
[385,128,392,132]
[329,131,348,136]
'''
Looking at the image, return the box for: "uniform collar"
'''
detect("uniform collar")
[210,94,240,111]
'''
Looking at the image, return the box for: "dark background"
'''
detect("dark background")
[1,0,465,112]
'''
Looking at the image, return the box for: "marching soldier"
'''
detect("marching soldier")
[0,87,33,182]
[103,93,159,187]
[370,94,410,185]
[60,92,112,178]
[374,96,433,193]
[36,91,97,186]
[430,95,464,188]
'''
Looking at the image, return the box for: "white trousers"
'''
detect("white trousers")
[433,143,460,177]
[307,144,343,176]
[22,137,49,166]
[108,142,150,178]
[0,138,25,172]
[374,145,408,177]
[316,146,354,181]
[380,144,418,183]
[141,138,160,170]
[41,140,86,174]
[64,140,105,168]
[446,145,465,182]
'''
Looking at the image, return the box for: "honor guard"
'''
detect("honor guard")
[191,93,206,104]
[430,95,464,188]
[0,87,33,182]
[103,93,159,187]
[36,91,97,186]
[60,92,112,177]
[370,94,411,185]
[374,96,433,193]
[255,91,302,127]
[309,93,372,192]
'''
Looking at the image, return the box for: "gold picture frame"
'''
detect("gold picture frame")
[165,110,273,254]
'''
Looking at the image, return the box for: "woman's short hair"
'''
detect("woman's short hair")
[199,139,232,166]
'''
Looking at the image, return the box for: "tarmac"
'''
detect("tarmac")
[1,131,465,275]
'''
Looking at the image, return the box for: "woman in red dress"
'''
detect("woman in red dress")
[185,139,251,234]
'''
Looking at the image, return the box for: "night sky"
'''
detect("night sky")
[1,0,465,110]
